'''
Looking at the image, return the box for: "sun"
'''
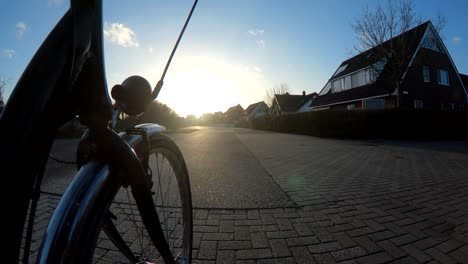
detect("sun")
[159,69,239,118]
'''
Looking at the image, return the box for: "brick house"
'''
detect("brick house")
[311,21,467,110]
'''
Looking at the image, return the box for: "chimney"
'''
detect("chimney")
[302,91,306,96]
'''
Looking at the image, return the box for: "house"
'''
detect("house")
[224,104,244,124]
[312,21,467,110]
[242,101,269,122]
[460,73,468,94]
[271,91,318,116]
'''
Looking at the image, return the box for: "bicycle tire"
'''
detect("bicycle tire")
[38,133,193,263]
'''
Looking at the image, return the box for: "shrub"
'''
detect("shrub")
[250,110,468,140]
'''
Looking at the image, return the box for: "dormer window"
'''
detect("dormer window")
[332,64,348,77]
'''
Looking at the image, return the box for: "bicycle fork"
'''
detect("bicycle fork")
[84,128,176,264]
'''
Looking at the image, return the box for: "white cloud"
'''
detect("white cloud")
[248,29,264,36]
[149,47,153,53]
[452,36,461,45]
[48,0,64,6]
[3,49,16,59]
[253,66,262,73]
[16,22,27,39]
[256,40,265,48]
[104,22,139,48]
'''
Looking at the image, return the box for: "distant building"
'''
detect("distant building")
[271,91,318,116]
[312,21,467,110]
[242,101,269,122]
[224,104,244,124]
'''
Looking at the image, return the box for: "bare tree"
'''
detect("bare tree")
[0,78,7,107]
[264,83,291,107]
[351,0,446,107]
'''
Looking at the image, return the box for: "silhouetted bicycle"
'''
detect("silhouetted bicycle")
[0,0,197,263]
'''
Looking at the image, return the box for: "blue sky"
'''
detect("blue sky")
[1,0,467,117]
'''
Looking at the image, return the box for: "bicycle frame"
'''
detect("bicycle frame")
[0,0,174,262]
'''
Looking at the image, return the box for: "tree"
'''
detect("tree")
[264,83,291,107]
[0,78,7,107]
[185,115,199,126]
[351,0,446,107]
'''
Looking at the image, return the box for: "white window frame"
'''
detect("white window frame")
[422,66,430,83]
[363,99,384,110]
[437,69,450,86]
[414,100,423,109]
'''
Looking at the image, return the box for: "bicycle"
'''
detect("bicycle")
[0,0,198,263]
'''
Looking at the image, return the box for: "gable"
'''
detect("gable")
[402,23,468,102]
[420,26,445,53]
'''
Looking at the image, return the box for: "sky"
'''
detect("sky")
[1,0,467,117]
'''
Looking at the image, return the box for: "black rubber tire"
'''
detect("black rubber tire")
[101,132,193,263]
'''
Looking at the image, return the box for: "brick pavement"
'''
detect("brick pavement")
[24,131,468,263]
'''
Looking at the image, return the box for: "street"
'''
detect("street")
[34,126,468,263]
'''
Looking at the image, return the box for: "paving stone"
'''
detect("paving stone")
[236,249,272,260]
[203,232,234,241]
[330,246,367,262]
[356,252,392,264]
[269,239,291,258]
[312,253,337,264]
[266,230,298,239]
[286,236,319,247]
[218,241,252,250]
[216,250,235,264]
[198,241,217,260]
[436,239,462,253]
[425,247,459,264]
[376,240,407,259]
[401,244,432,263]
[235,226,251,240]
[219,220,235,233]
[290,246,316,264]
[308,241,342,254]
[251,232,269,248]
[354,236,383,254]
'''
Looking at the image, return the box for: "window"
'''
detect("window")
[332,64,348,77]
[344,75,352,90]
[331,67,378,93]
[364,99,384,110]
[422,66,430,83]
[414,100,423,109]
[346,104,355,110]
[331,79,342,93]
[421,28,444,53]
[319,82,332,95]
[437,69,449,85]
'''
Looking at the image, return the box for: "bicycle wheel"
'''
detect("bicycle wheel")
[99,133,193,263]
[38,132,192,263]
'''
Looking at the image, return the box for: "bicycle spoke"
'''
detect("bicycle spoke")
[125,188,148,260]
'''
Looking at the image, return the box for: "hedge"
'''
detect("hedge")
[249,110,468,140]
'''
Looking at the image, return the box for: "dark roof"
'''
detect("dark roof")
[245,101,265,115]
[225,104,244,114]
[460,73,468,89]
[275,93,316,112]
[332,21,430,80]
[310,82,392,107]
[313,21,430,107]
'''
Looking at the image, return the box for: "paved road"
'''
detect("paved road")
[32,126,468,263]
[42,127,294,209]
